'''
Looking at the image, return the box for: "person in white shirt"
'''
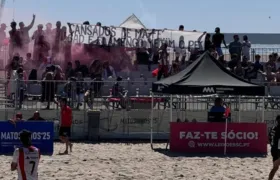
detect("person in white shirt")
[242,35,251,60]
[11,130,40,180]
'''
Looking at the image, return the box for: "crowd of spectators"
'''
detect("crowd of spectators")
[1,16,277,110]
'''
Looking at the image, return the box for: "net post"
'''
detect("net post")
[150,92,154,150]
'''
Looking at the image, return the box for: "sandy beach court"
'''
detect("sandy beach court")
[0,143,275,180]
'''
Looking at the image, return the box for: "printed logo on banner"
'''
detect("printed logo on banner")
[188,141,195,148]
[202,87,215,93]
[67,23,206,49]
[0,122,54,155]
[170,122,267,154]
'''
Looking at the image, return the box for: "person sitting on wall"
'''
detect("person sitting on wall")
[27,111,45,121]
[9,112,25,125]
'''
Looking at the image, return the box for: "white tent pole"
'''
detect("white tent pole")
[262,96,265,122]
[150,92,154,149]
[238,96,241,122]
[170,94,173,122]
[224,117,228,155]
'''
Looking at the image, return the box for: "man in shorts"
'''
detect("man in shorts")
[59,97,73,154]
[269,115,280,180]
[212,27,227,57]
[11,130,40,180]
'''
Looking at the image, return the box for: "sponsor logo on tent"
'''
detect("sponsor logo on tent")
[202,87,215,93]
[157,85,165,92]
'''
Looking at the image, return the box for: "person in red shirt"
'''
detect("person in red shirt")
[59,97,73,154]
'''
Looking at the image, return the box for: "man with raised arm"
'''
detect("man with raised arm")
[11,130,40,180]
[19,14,36,54]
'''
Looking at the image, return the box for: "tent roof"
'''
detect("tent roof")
[119,14,146,29]
[152,52,265,96]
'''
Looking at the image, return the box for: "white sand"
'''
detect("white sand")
[0,143,276,180]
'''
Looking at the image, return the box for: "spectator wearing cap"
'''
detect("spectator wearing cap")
[229,35,242,60]
[28,111,45,121]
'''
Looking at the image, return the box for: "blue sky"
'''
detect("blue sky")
[1,0,280,33]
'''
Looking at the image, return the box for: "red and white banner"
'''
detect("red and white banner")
[170,122,267,154]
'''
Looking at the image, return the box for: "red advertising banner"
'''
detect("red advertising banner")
[170,122,267,154]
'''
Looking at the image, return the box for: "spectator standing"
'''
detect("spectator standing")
[28,69,37,82]
[212,27,227,57]
[32,24,45,44]
[175,25,187,64]
[52,21,62,58]
[229,35,242,60]
[75,60,89,77]
[59,97,73,154]
[204,33,213,51]
[65,62,75,80]
[0,23,6,47]
[76,72,85,109]
[89,60,103,97]
[18,14,36,54]
[103,61,116,79]
[157,43,169,80]
[242,35,251,60]
[33,35,50,63]
[9,22,22,58]
[41,72,55,109]
[44,23,53,45]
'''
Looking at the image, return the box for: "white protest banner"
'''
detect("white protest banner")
[67,23,206,50]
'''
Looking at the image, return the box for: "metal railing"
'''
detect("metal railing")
[2,79,280,112]
[0,46,279,71]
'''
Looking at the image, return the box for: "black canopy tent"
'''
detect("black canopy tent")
[152,52,265,96]
[150,52,266,154]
